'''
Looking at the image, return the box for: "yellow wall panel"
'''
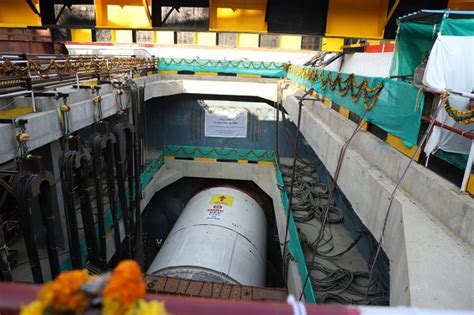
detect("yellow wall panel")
[237,33,259,48]
[448,0,474,10]
[326,0,389,38]
[338,107,350,118]
[95,0,151,29]
[467,174,474,196]
[209,0,267,32]
[154,31,174,45]
[0,0,41,28]
[112,30,133,43]
[196,32,217,46]
[71,29,93,42]
[279,35,302,50]
[322,38,344,52]
[386,134,420,161]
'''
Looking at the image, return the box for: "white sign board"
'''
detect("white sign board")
[204,109,248,138]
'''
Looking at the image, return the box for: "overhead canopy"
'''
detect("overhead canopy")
[390,10,474,78]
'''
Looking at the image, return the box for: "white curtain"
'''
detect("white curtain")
[423,35,474,159]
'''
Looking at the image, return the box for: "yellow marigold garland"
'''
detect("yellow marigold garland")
[103,260,148,315]
[20,260,167,315]
[444,99,474,125]
[287,65,384,111]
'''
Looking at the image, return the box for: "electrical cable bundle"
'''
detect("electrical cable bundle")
[279,106,389,304]
[281,163,389,305]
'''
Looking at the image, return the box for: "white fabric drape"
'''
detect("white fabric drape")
[422,35,474,158]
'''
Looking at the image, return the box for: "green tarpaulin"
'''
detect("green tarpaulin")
[287,69,424,147]
[158,58,288,78]
[390,15,474,78]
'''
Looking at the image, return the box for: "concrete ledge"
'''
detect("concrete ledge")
[282,86,473,309]
[0,75,277,164]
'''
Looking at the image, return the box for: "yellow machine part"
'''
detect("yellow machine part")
[325,0,389,39]
[279,35,302,50]
[322,38,344,52]
[95,0,152,29]
[0,0,41,28]
[448,0,474,10]
[71,29,93,42]
[209,0,268,33]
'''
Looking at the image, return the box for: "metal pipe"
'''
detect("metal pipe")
[461,140,474,192]
[421,116,474,140]
[0,90,31,98]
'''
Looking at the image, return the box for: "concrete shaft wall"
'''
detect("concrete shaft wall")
[1,75,472,309]
[282,86,473,309]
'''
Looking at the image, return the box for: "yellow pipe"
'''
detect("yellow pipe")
[381,0,400,35]
[142,0,152,25]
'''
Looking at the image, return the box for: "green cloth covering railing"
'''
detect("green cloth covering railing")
[287,66,424,147]
[390,17,474,78]
[163,145,316,303]
[157,58,288,78]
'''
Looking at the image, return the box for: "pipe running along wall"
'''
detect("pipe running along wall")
[147,186,267,287]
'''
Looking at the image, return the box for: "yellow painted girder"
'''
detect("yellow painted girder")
[0,0,41,28]
[209,0,268,33]
[326,0,389,39]
[95,0,152,29]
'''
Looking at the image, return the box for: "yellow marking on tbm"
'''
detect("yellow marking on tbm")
[237,74,261,78]
[237,160,249,164]
[195,72,218,76]
[194,157,217,163]
[164,156,175,161]
[257,161,273,165]
[210,194,234,207]
[158,70,178,75]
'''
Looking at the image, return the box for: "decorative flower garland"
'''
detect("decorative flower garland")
[20,260,168,315]
[0,57,156,78]
[158,58,287,70]
[444,99,474,125]
[287,65,385,111]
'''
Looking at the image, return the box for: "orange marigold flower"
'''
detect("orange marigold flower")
[39,269,91,311]
[103,260,146,305]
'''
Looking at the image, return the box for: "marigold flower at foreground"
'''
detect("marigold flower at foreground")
[103,260,146,305]
[125,300,168,315]
[20,300,46,315]
[39,269,92,311]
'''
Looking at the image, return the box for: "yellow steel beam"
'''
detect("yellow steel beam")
[448,0,474,10]
[381,0,400,35]
[71,29,93,42]
[325,0,389,39]
[209,0,268,33]
[322,37,344,52]
[142,0,152,25]
[0,0,41,28]
[95,0,152,29]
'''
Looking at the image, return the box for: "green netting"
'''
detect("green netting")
[441,18,474,36]
[158,58,288,78]
[287,69,424,147]
[390,22,439,77]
